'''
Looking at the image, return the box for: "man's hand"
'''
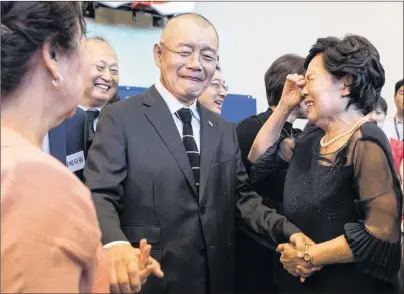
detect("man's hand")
[277,233,322,282]
[106,239,163,293]
[276,243,322,282]
[289,232,315,251]
[138,239,164,284]
[277,138,295,162]
[276,243,307,277]
[106,243,141,293]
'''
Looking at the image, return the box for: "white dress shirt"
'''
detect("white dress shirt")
[155,79,201,152]
[383,115,403,141]
[104,81,201,249]
[42,132,50,154]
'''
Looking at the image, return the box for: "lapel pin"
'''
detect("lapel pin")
[209,120,213,127]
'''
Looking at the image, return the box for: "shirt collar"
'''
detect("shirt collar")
[78,105,103,112]
[395,115,403,125]
[155,79,200,121]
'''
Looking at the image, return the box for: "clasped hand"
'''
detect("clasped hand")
[276,233,322,283]
[106,239,164,293]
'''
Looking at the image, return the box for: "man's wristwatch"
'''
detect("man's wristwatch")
[303,244,317,267]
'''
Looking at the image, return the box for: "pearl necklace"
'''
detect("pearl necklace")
[320,116,369,148]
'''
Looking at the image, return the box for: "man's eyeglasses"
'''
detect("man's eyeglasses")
[210,82,228,91]
[160,42,218,68]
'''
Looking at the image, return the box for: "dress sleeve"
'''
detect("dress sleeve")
[236,117,261,173]
[344,139,402,282]
[249,136,289,185]
[236,117,264,173]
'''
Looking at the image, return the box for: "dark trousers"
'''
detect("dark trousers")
[235,228,278,294]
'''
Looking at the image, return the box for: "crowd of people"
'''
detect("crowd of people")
[1,2,403,294]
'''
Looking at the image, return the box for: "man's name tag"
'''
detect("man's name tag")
[66,150,85,172]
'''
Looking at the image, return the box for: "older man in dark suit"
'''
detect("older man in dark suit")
[84,13,311,294]
[46,37,121,181]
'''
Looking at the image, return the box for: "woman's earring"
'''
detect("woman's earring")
[52,74,64,88]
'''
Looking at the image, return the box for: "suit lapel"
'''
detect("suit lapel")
[143,86,198,197]
[48,121,67,164]
[198,105,218,202]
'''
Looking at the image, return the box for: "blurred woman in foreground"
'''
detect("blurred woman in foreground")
[1,2,159,293]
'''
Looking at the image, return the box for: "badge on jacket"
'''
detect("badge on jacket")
[66,150,85,172]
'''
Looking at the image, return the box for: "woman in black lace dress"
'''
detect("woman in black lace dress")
[248,35,402,293]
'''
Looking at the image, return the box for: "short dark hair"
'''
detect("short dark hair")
[304,35,385,115]
[375,96,388,115]
[395,79,403,96]
[1,1,86,98]
[264,54,305,106]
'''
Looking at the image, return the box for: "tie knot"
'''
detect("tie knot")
[86,110,99,121]
[177,108,192,124]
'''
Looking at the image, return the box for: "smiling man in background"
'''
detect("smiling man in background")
[80,36,119,156]
[44,37,120,180]
[198,64,228,115]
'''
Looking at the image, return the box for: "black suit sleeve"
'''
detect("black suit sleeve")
[236,117,262,173]
[83,106,129,244]
[233,125,301,245]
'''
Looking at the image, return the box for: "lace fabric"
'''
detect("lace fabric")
[251,123,402,289]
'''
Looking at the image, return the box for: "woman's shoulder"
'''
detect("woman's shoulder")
[3,141,71,179]
[358,121,391,148]
[1,142,100,247]
[1,127,78,188]
[1,142,92,212]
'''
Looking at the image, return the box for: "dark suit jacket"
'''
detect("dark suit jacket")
[237,108,273,173]
[84,86,301,294]
[48,107,86,180]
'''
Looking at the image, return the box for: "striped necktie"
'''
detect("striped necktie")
[176,108,200,190]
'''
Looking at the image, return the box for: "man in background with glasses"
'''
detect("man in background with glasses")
[84,13,310,294]
[198,63,228,115]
